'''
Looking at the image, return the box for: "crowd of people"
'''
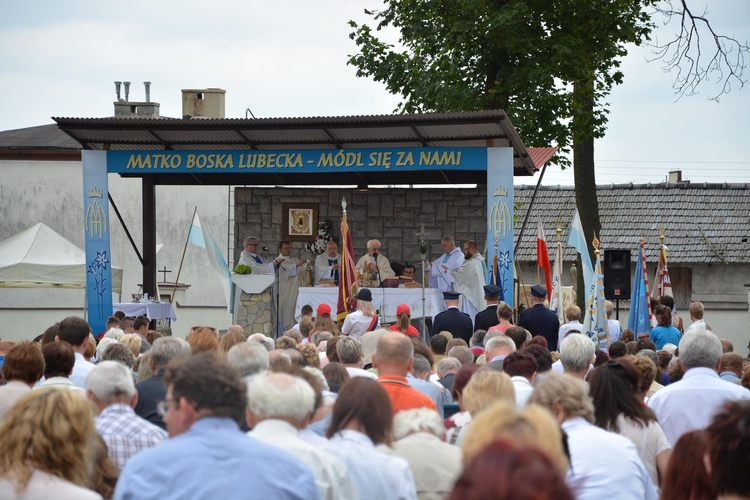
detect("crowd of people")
[0,283,749,499]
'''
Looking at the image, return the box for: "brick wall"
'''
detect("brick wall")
[234,187,488,267]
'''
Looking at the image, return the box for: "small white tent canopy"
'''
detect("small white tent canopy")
[0,223,123,292]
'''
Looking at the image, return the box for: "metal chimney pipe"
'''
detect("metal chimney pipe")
[115,81,122,101]
[123,81,131,102]
[144,81,151,103]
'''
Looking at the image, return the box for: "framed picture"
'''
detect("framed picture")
[281,202,318,241]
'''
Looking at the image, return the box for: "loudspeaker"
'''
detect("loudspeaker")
[603,249,631,299]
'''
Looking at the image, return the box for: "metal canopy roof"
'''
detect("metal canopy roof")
[53,110,537,185]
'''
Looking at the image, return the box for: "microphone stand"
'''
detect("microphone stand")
[273,257,287,338]
[372,252,384,323]
[373,252,381,285]
[421,257,427,341]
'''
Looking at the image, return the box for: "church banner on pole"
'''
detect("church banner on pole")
[82,151,112,334]
[486,148,515,307]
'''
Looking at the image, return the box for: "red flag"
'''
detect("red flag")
[337,207,358,322]
[537,218,553,293]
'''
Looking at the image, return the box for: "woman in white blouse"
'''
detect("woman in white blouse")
[341,289,379,339]
[589,358,672,487]
[529,373,658,500]
[324,377,417,500]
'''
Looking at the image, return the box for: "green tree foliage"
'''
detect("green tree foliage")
[349,0,747,305]
[349,0,653,164]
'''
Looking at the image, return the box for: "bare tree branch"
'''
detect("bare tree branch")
[649,0,748,101]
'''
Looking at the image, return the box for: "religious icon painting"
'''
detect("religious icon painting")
[281,202,319,241]
[290,208,313,236]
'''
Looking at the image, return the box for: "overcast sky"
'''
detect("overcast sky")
[2,0,748,186]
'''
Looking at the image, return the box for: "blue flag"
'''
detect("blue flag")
[567,208,594,298]
[583,252,608,346]
[187,210,233,312]
[628,243,651,337]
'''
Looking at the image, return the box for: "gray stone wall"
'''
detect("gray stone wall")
[233,187,488,267]
[236,289,274,335]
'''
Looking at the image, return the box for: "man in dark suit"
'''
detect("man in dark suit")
[431,291,474,344]
[134,337,191,430]
[517,285,561,351]
[473,284,503,332]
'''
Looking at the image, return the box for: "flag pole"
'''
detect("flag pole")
[640,237,654,338]
[417,226,428,340]
[553,220,564,324]
[171,206,197,304]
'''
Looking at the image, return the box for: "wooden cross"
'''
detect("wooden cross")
[159,265,171,282]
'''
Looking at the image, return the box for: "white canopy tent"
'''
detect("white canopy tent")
[0,223,123,292]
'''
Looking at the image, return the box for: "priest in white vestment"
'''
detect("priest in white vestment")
[452,240,486,325]
[275,241,309,333]
[429,236,464,292]
[355,239,395,285]
[238,236,274,274]
[314,241,341,285]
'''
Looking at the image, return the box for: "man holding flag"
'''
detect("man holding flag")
[652,237,684,333]
[628,239,652,339]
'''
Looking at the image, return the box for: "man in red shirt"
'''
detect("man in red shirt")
[373,331,437,415]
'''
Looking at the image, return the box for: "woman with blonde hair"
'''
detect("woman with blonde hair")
[0,389,101,498]
[446,369,515,445]
[461,400,569,474]
[462,370,516,415]
[297,342,321,369]
[341,289,379,339]
[557,305,583,347]
[119,334,142,358]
